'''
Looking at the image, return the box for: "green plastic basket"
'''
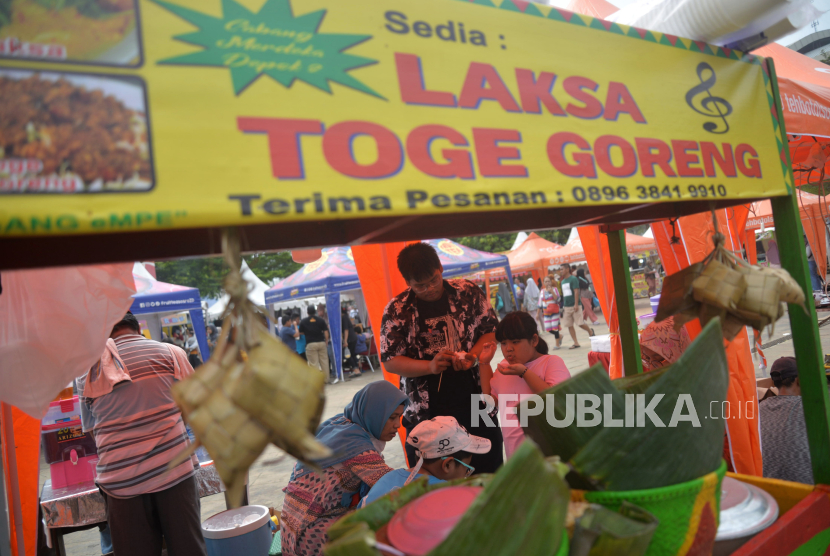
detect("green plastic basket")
[584,460,727,556]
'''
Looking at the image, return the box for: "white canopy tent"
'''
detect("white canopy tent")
[207,260,271,321]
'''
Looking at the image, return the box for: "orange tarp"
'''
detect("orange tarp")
[504,232,562,275]
[578,227,624,378]
[746,190,828,281]
[652,212,764,477]
[1,404,40,556]
[352,242,414,460]
[754,43,830,139]
[567,0,765,479]
[549,232,657,266]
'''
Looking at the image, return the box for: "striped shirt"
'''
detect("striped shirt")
[82,334,198,498]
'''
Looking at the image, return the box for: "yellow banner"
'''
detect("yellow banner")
[0,0,790,237]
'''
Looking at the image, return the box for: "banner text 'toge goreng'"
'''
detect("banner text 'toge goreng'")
[0,0,790,236]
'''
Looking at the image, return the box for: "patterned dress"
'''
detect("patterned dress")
[540,287,560,333]
[281,450,392,556]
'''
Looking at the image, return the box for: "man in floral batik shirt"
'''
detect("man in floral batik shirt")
[380,243,504,473]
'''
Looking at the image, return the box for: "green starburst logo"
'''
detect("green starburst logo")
[151,0,383,98]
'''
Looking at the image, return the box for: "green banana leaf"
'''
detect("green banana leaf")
[431,441,569,556]
[572,319,728,490]
[612,365,671,395]
[570,502,659,556]
[522,364,625,462]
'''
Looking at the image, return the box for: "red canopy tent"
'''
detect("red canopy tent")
[746,190,829,281]
[479,232,562,281]
[550,232,657,265]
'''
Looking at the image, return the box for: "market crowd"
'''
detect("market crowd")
[73,243,825,556]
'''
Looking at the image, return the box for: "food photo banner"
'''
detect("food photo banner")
[0,0,792,237]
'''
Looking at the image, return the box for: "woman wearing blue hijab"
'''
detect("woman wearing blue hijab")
[281,381,408,556]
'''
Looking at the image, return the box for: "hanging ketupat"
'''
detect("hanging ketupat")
[656,223,806,340]
[170,229,330,506]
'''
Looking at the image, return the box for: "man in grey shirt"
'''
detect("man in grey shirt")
[759,357,814,484]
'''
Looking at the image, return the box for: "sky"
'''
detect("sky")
[546,0,830,47]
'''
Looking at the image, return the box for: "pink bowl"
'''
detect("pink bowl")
[387,486,483,556]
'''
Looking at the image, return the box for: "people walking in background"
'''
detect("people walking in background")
[295,312,307,361]
[184,328,201,368]
[342,306,360,377]
[207,324,219,353]
[524,277,541,331]
[514,281,525,311]
[807,243,823,291]
[576,269,599,325]
[537,276,562,349]
[300,306,330,378]
[559,265,595,349]
[644,261,658,297]
[280,314,301,352]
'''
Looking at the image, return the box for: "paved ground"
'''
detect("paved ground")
[50,299,830,555]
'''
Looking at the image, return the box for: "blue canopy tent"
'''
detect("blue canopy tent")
[265,247,360,382]
[265,241,515,380]
[129,263,209,360]
[424,239,516,302]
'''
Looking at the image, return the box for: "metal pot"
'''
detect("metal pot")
[713,477,779,555]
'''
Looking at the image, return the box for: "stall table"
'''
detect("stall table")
[40,462,228,556]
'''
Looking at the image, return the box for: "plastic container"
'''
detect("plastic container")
[649,295,661,314]
[54,384,75,402]
[589,334,612,353]
[50,452,98,488]
[41,419,97,465]
[202,505,272,556]
[42,396,81,428]
[639,312,657,328]
[713,477,778,556]
[585,461,727,556]
[387,486,483,556]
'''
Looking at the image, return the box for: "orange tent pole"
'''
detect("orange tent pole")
[578,227,624,378]
[1,403,40,556]
[352,243,414,462]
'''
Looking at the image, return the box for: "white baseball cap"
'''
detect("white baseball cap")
[407,416,491,459]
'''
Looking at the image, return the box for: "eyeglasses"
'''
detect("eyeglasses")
[442,456,475,477]
[410,272,442,294]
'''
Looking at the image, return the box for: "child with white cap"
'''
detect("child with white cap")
[361,416,491,506]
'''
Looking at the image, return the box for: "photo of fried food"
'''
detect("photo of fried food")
[0,70,152,193]
[0,0,138,64]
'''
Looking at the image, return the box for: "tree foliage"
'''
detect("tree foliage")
[244,252,302,285]
[452,229,571,253]
[155,252,301,298]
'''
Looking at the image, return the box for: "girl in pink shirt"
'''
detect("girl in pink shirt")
[479,311,572,458]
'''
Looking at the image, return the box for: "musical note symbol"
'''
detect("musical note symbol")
[685,62,732,134]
